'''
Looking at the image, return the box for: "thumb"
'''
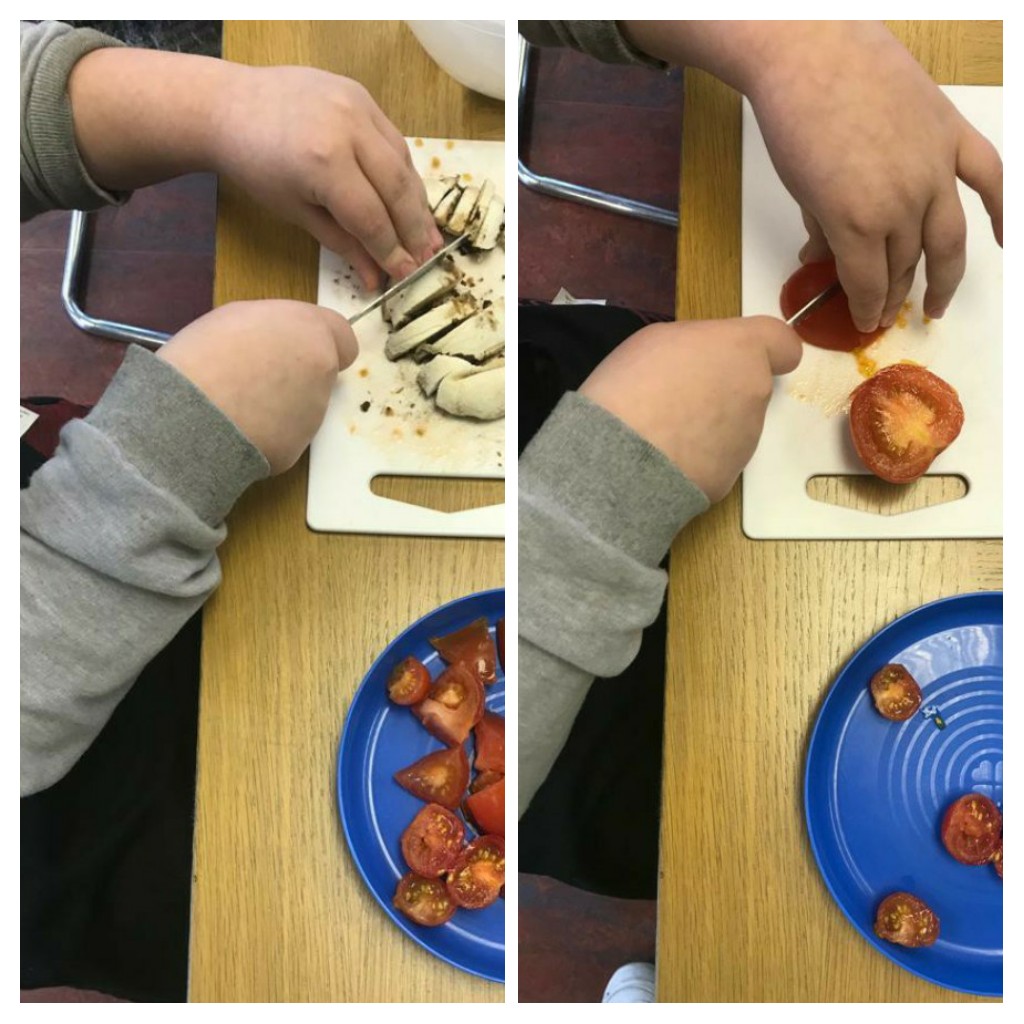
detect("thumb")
[314,306,360,371]
[744,315,803,376]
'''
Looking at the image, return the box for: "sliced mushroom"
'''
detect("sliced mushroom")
[436,366,505,421]
[433,185,462,228]
[416,355,477,397]
[468,179,495,234]
[446,185,480,236]
[383,258,459,328]
[472,196,505,251]
[384,295,477,360]
[424,176,456,210]
[420,307,504,362]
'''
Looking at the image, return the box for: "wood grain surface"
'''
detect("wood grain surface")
[656,21,1002,1003]
[188,22,504,1002]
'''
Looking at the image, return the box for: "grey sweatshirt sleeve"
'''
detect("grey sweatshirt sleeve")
[519,21,666,68]
[21,20,130,220]
[518,392,709,816]
[21,347,270,796]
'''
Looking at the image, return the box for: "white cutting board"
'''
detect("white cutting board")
[742,87,1002,540]
[307,138,504,537]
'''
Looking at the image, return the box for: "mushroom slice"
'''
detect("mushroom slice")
[424,176,456,210]
[467,179,495,235]
[433,185,462,228]
[446,186,480,236]
[472,196,505,251]
[385,296,477,360]
[436,366,505,421]
[420,307,504,362]
[417,355,477,397]
[382,258,458,328]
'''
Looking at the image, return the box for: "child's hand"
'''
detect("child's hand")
[158,300,357,474]
[208,65,443,290]
[578,317,802,502]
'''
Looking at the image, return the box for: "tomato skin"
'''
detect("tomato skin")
[992,837,1003,880]
[497,618,505,669]
[394,745,470,810]
[470,769,504,795]
[447,836,505,910]
[413,662,485,747]
[941,793,1002,866]
[393,872,457,927]
[431,617,498,686]
[869,664,923,721]
[780,260,885,352]
[387,656,431,706]
[465,777,504,837]
[849,364,964,484]
[474,712,505,773]
[400,803,466,877]
[874,892,940,947]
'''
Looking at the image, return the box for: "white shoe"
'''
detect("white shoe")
[601,962,655,1003]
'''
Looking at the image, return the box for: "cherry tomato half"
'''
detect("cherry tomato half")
[413,662,485,747]
[849,364,964,484]
[394,745,470,810]
[869,664,923,721]
[447,836,505,910]
[431,617,497,686]
[393,872,457,927]
[474,712,505,773]
[874,892,940,947]
[400,803,466,877]
[387,656,431,706]
[941,793,1002,866]
[470,769,504,795]
[780,260,885,352]
[992,837,1003,880]
[497,618,505,669]
[465,776,504,837]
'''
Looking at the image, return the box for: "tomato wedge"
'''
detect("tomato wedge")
[465,776,504,837]
[869,664,923,721]
[400,803,466,877]
[874,892,940,947]
[447,836,505,910]
[394,745,470,810]
[497,618,505,669]
[941,793,1002,866]
[474,712,505,773]
[431,617,497,685]
[387,655,431,706]
[413,662,485,747]
[470,769,504,795]
[393,872,457,927]
[780,260,885,352]
[849,364,964,484]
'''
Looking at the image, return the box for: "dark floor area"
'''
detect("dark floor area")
[517,45,682,1003]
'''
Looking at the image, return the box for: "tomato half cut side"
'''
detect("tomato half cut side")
[394,745,470,810]
[400,803,466,877]
[394,872,457,927]
[849,364,964,484]
[413,662,485,747]
[869,664,923,721]
[874,892,940,947]
[779,260,885,352]
[465,777,504,837]
[430,617,498,685]
[470,769,504,795]
[387,655,431,706]
[447,836,505,910]
[941,793,1002,865]
[474,712,505,773]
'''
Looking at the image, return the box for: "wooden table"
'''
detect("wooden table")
[188,22,504,1002]
[657,21,1002,1003]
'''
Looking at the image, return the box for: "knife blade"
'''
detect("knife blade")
[785,281,842,327]
[349,234,470,325]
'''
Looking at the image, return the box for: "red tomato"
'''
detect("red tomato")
[849,364,964,484]
[941,793,1002,866]
[400,803,466,877]
[465,777,504,837]
[413,663,485,747]
[779,260,885,352]
[992,837,1003,880]
[387,656,431,706]
[497,618,505,669]
[470,769,504,795]
[393,872,457,927]
[474,712,505,773]
[869,664,923,721]
[446,836,505,910]
[874,892,940,947]
[431,617,498,685]
[394,745,470,810]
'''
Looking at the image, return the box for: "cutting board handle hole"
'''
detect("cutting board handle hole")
[371,475,504,513]
[805,475,968,516]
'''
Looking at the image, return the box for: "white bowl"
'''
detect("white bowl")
[406,20,504,101]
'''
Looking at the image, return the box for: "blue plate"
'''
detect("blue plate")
[338,589,505,984]
[805,592,1002,997]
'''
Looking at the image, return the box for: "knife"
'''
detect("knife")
[349,233,470,325]
[785,281,842,327]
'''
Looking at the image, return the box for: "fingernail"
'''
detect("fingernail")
[926,305,947,320]
[420,246,436,264]
[880,314,896,329]
[431,226,444,249]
